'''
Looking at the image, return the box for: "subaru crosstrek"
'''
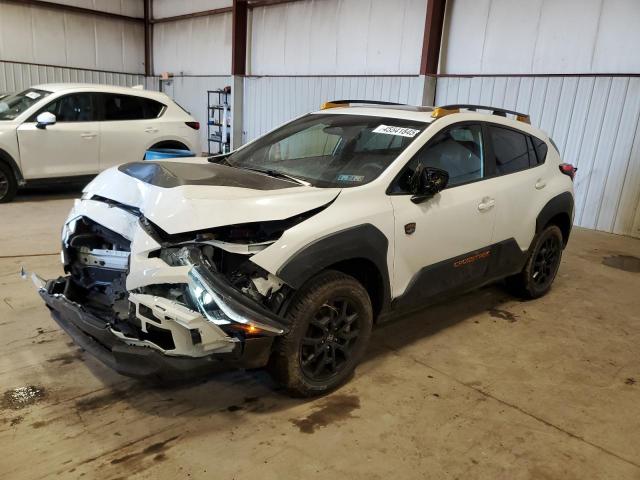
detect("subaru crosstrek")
[27,101,576,396]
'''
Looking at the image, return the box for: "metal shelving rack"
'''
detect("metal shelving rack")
[207,88,231,154]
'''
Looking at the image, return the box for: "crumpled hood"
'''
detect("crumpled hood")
[83,158,341,234]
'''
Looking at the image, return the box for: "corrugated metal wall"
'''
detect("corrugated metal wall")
[242,76,427,142]
[0,60,146,93]
[0,1,145,74]
[249,0,426,75]
[159,76,231,153]
[435,76,640,238]
[442,0,640,75]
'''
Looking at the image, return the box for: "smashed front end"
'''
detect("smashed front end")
[29,194,306,381]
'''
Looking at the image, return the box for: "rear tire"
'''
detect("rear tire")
[505,225,564,299]
[0,162,17,203]
[268,270,373,397]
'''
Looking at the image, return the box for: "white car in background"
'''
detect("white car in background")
[0,83,200,202]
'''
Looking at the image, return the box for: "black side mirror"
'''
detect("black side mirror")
[410,164,449,204]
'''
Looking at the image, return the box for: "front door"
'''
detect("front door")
[389,123,497,311]
[16,93,100,179]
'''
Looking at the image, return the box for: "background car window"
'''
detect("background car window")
[531,136,548,165]
[39,93,96,122]
[101,94,164,121]
[490,126,532,174]
[0,88,52,121]
[391,124,484,193]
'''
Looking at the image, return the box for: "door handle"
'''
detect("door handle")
[144,127,159,133]
[477,197,495,212]
[80,132,96,139]
[535,179,547,190]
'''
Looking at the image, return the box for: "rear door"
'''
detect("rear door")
[485,123,551,250]
[96,93,166,169]
[16,92,100,179]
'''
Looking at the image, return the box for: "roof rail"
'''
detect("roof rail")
[320,99,406,110]
[433,104,531,124]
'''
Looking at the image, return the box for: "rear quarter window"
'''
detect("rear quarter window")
[489,126,532,175]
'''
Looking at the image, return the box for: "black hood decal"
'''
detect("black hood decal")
[118,161,298,190]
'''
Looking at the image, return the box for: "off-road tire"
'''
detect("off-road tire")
[268,270,373,397]
[505,225,564,299]
[0,162,17,203]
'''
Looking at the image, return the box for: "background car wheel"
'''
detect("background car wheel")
[268,270,373,397]
[505,225,564,299]
[0,163,17,203]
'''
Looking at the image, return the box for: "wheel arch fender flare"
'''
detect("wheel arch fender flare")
[535,191,574,245]
[276,224,392,311]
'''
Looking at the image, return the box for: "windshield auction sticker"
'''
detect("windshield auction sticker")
[373,125,420,137]
[25,92,42,100]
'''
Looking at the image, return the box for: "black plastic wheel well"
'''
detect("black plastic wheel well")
[325,258,385,320]
[544,212,572,246]
[149,140,190,151]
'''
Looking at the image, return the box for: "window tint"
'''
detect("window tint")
[39,93,97,122]
[489,126,532,175]
[101,94,164,120]
[532,137,548,165]
[391,124,484,193]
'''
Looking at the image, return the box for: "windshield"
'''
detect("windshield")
[223,113,428,188]
[0,88,51,121]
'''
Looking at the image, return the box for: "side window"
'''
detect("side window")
[489,126,531,174]
[37,93,96,122]
[391,124,484,193]
[531,136,548,165]
[101,94,164,121]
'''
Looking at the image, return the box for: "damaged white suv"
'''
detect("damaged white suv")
[29,101,576,396]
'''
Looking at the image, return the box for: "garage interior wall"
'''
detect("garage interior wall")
[438,0,640,238]
[0,0,146,91]
[243,0,428,142]
[152,0,232,153]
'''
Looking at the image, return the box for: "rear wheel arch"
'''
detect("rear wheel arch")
[536,192,574,246]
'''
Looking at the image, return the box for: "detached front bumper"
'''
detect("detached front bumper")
[37,276,275,382]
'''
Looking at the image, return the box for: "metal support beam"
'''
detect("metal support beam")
[143,0,153,76]
[420,0,447,75]
[150,7,233,24]
[0,0,143,23]
[232,0,248,76]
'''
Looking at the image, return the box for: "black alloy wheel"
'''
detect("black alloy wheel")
[300,297,361,381]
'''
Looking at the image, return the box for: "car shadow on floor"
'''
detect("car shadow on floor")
[13,183,85,202]
[54,283,516,422]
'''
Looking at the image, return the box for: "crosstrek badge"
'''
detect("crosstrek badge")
[373,125,421,138]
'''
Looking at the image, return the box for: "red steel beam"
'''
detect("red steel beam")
[420,0,447,75]
[143,0,153,76]
[232,0,249,75]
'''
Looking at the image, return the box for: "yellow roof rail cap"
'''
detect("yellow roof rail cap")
[321,101,342,110]
[431,107,459,119]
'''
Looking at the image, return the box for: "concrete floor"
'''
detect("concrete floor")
[1,189,639,480]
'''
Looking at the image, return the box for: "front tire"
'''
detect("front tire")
[506,225,564,299]
[268,270,373,397]
[0,162,17,203]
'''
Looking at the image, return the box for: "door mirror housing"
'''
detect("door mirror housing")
[410,164,449,204]
[36,112,56,129]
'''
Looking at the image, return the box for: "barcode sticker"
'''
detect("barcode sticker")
[25,92,41,100]
[372,125,420,138]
